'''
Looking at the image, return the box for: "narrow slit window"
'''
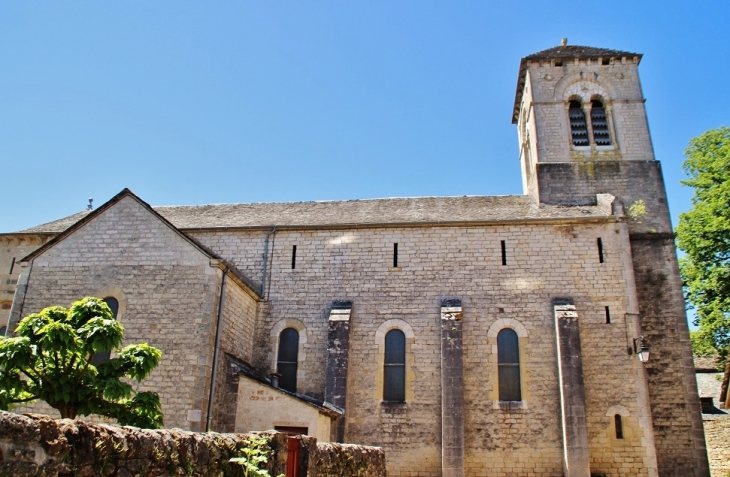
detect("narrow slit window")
[9,257,15,275]
[291,245,297,269]
[605,306,611,324]
[0,326,6,337]
[383,329,406,402]
[277,328,299,393]
[614,414,624,439]
[501,240,507,266]
[497,328,521,401]
[591,100,611,146]
[393,243,398,268]
[91,297,120,366]
[597,238,604,263]
[569,100,589,146]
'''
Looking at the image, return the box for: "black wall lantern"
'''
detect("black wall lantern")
[632,335,650,363]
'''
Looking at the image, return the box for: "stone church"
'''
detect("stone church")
[0,44,709,477]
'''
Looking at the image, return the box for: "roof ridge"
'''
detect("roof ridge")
[153,194,527,209]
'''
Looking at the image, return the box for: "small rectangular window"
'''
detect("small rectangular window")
[597,238,604,263]
[501,240,507,266]
[9,257,15,275]
[615,414,624,439]
[605,306,611,324]
[393,243,398,268]
[291,245,297,269]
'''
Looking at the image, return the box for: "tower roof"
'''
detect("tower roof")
[512,44,642,123]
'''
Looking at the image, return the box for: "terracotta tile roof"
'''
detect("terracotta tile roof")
[13,195,611,233]
[512,44,642,124]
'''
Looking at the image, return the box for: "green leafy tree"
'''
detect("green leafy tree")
[0,297,163,427]
[676,126,730,406]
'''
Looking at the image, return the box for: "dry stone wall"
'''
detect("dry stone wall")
[0,411,385,477]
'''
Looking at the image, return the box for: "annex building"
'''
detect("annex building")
[0,44,709,477]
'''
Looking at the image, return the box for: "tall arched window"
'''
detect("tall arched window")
[91,297,119,366]
[569,100,589,146]
[497,328,521,401]
[383,329,406,402]
[591,100,611,146]
[277,328,299,393]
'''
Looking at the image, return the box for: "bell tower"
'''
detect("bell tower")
[513,42,710,477]
[513,41,670,233]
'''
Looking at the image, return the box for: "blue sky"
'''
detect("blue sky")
[1,1,728,234]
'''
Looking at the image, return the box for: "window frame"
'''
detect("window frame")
[90,296,120,366]
[276,327,300,393]
[383,329,406,402]
[497,327,522,402]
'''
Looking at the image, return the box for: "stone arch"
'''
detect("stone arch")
[554,71,617,104]
[374,318,415,401]
[487,317,528,339]
[606,404,632,441]
[606,404,631,417]
[269,319,307,378]
[375,318,415,340]
[91,285,128,322]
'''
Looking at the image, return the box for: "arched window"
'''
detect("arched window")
[0,326,6,337]
[91,297,119,366]
[591,100,611,146]
[614,414,624,439]
[277,328,299,393]
[569,100,589,146]
[383,329,406,402]
[497,328,521,401]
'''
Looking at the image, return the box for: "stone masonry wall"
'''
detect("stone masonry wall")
[536,160,671,233]
[211,275,260,432]
[10,196,224,432]
[0,235,50,331]
[631,236,709,477]
[190,220,656,477]
[703,417,730,477]
[0,411,385,477]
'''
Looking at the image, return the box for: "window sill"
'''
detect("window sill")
[493,400,528,410]
[381,400,407,407]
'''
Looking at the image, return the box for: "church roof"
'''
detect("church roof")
[13,194,613,234]
[512,44,642,123]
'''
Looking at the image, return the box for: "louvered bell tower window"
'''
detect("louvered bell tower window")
[591,100,611,146]
[569,100,589,146]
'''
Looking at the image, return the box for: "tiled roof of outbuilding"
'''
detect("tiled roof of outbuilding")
[512,44,642,124]
[14,195,612,233]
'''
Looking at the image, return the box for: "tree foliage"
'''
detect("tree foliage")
[676,126,730,402]
[0,297,163,427]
